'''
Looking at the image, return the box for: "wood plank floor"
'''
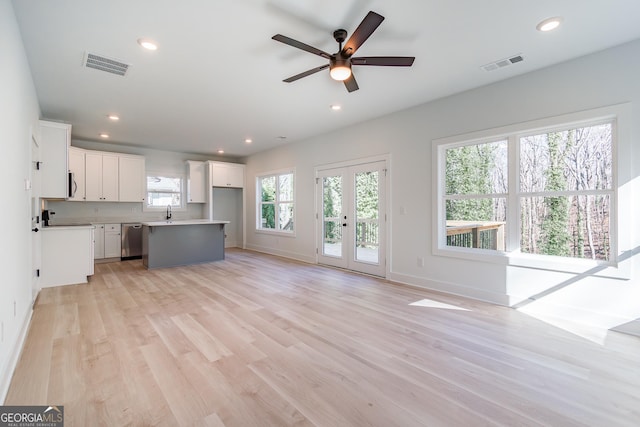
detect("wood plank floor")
[6,249,640,426]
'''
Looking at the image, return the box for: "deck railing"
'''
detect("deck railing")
[446,221,505,250]
[324,217,379,248]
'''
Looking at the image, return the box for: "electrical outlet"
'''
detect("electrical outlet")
[417,257,424,267]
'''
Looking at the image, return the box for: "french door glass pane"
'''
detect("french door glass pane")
[323,175,342,258]
[355,171,379,263]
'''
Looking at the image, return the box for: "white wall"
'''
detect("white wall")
[244,39,640,334]
[0,0,42,402]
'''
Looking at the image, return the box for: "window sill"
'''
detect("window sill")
[255,229,296,238]
[433,246,631,280]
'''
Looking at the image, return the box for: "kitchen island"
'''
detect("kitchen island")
[141,219,229,269]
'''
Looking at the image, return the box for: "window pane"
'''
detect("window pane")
[445,140,508,195]
[279,173,294,202]
[445,198,506,251]
[260,203,275,229]
[261,176,276,202]
[147,176,181,192]
[278,203,294,231]
[323,176,342,217]
[520,195,610,260]
[520,124,612,193]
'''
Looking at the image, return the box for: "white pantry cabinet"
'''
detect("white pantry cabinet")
[187,160,206,203]
[40,120,71,198]
[119,155,145,202]
[85,152,119,201]
[68,146,85,201]
[209,161,244,188]
[41,226,94,287]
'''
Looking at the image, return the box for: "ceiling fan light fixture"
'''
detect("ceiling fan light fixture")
[330,64,351,81]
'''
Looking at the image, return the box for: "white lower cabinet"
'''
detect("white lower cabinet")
[41,226,94,287]
[94,223,121,259]
[93,224,105,259]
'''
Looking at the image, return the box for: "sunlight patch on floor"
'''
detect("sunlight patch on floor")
[409,299,470,311]
[518,305,610,345]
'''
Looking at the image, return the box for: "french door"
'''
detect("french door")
[317,160,386,277]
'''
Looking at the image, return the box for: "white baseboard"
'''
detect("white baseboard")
[0,306,33,404]
[244,244,316,265]
[388,271,511,306]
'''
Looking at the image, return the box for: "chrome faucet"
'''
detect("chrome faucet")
[166,204,172,220]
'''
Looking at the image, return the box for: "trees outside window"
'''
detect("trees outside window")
[519,124,612,260]
[257,171,294,233]
[438,119,614,262]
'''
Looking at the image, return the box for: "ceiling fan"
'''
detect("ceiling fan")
[272,11,415,92]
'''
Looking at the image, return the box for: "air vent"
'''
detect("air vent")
[83,52,130,76]
[481,54,524,72]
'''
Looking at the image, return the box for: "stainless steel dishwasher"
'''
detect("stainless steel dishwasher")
[121,223,143,260]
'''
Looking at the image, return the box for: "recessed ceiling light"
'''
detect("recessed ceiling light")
[137,38,158,50]
[330,105,342,111]
[536,17,563,32]
[99,133,109,138]
[245,138,253,144]
[217,149,225,154]
[107,114,120,121]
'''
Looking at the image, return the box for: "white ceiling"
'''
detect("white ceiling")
[12,0,640,158]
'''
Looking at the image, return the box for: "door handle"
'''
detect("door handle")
[32,227,39,232]
[342,223,347,227]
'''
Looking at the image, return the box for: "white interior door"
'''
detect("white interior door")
[317,160,386,277]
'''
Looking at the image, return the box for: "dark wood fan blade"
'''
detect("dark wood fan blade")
[272,34,332,59]
[283,64,330,82]
[351,56,415,66]
[343,73,359,92]
[340,11,385,58]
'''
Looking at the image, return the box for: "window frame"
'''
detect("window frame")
[255,168,296,236]
[143,171,187,213]
[433,104,631,276]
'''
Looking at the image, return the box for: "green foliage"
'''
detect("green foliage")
[445,144,495,221]
[261,176,276,229]
[355,171,378,220]
[539,132,570,256]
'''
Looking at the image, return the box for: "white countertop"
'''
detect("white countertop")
[142,219,230,227]
[43,224,95,230]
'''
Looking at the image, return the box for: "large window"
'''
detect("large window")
[435,108,620,265]
[257,170,294,233]
[146,173,184,209]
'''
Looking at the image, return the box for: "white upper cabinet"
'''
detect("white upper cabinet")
[40,120,71,198]
[119,155,145,202]
[210,161,244,188]
[187,160,206,203]
[68,146,85,201]
[85,152,119,201]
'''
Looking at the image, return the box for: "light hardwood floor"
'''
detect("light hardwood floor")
[6,249,640,426]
